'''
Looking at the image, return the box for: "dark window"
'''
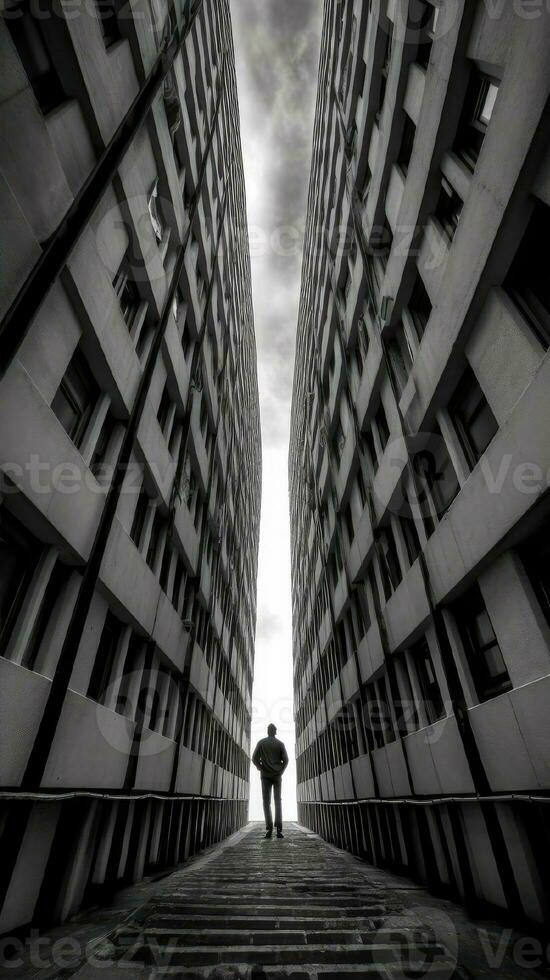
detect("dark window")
[454,70,499,172]
[89,411,116,477]
[397,114,416,176]
[5,0,66,114]
[131,491,150,548]
[388,324,413,394]
[113,255,141,328]
[95,0,122,47]
[407,272,432,341]
[87,612,121,703]
[172,555,186,609]
[519,525,550,629]
[51,346,99,449]
[373,218,393,270]
[449,365,498,468]
[409,0,437,69]
[159,540,172,593]
[136,323,153,360]
[415,425,459,524]
[375,401,390,452]
[376,23,393,117]
[378,526,402,600]
[434,176,463,242]
[504,200,550,350]
[400,512,421,565]
[456,584,512,701]
[146,510,163,569]
[173,133,184,172]
[157,384,172,434]
[411,638,444,723]
[0,510,41,657]
[377,677,395,744]
[24,559,70,670]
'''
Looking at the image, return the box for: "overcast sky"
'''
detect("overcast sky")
[230,0,322,820]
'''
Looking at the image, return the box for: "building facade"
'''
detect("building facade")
[0,0,260,932]
[290,0,550,925]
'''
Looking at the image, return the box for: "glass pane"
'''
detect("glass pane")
[469,404,498,457]
[473,609,495,647]
[51,385,79,439]
[483,643,508,680]
[479,83,498,125]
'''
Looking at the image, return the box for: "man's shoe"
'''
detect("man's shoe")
[276,831,284,839]
[264,830,272,839]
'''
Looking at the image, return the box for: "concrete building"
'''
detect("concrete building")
[0,0,260,932]
[290,0,550,925]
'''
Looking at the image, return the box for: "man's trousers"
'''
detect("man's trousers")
[261,775,282,832]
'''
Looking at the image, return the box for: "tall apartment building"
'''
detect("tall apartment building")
[290,0,550,925]
[0,0,260,933]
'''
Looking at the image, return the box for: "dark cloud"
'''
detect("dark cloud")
[231,0,322,448]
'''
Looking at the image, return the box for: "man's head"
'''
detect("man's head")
[267,723,277,737]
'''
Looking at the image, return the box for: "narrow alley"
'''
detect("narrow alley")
[6,824,544,980]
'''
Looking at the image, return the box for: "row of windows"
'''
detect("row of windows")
[296,515,550,750]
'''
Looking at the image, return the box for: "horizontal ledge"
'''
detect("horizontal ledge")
[301,792,550,806]
[0,790,248,803]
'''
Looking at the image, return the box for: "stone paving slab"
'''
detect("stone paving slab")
[2,822,548,979]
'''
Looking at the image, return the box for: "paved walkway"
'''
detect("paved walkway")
[5,823,545,979]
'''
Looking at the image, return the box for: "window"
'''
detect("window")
[146,510,163,569]
[5,0,66,114]
[95,0,122,47]
[415,425,459,525]
[449,365,498,468]
[89,411,116,477]
[454,70,499,172]
[51,346,99,449]
[519,523,550,629]
[157,384,172,434]
[87,612,121,703]
[411,638,444,724]
[0,509,41,657]
[409,0,437,69]
[378,526,402,600]
[400,512,421,566]
[434,176,463,242]
[397,114,416,176]
[374,401,390,452]
[504,200,550,350]
[147,180,165,244]
[376,23,393,117]
[113,254,141,329]
[456,584,511,701]
[159,540,172,594]
[388,323,413,394]
[131,491,150,548]
[24,559,70,670]
[407,272,432,341]
[172,555,186,610]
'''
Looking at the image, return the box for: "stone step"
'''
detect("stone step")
[140,916,386,931]
[146,907,388,922]
[124,941,453,968]
[118,928,446,949]
[113,968,461,980]
[151,895,386,908]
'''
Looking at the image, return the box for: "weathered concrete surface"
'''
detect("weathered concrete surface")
[3,823,545,979]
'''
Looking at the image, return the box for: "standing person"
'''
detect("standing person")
[252,723,289,839]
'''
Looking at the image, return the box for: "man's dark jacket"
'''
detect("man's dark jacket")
[252,736,289,779]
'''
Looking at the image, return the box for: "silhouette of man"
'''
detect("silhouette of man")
[252,723,289,839]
